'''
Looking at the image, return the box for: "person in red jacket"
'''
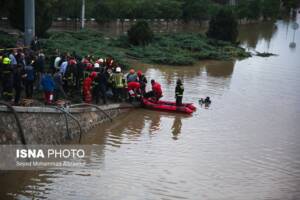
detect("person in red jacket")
[145,79,162,101]
[83,71,97,103]
[127,81,141,102]
[151,80,162,101]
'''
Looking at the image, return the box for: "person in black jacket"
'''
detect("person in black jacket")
[24,58,35,98]
[13,64,26,105]
[1,55,14,101]
[137,70,147,94]
[175,79,184,106]
[93,71,108,104]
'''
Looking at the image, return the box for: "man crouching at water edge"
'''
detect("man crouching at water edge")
[175,79,184,106]
[144,79,163,102]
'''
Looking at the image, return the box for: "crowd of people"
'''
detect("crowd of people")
[0,45,174,106]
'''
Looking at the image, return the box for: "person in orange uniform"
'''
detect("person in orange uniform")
[83,71,97,103]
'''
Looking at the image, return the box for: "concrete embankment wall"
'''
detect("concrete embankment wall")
[0,104,131,144]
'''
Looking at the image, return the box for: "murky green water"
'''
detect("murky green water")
[1,15,300,200]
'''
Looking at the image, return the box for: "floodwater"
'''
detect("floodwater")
[1,15,300,200]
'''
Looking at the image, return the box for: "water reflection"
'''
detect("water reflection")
[239,22,278,49]
[171,115,182,140]
[205,60,235,78]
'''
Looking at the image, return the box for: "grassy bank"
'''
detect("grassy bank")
[1,30,251,66]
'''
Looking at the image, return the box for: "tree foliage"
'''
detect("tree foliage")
[261,0,281,19]
[282,0,299,10]
[127,21,154,46]
[235,0,282,21]
[182,0,215,23]
[8,0,53,37]
[207,8,238,43]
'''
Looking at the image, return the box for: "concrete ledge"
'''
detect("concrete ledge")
[0,103,128,113]
[0,103,134,144]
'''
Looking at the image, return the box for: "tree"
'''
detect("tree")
[93,0,115,24]
[182,0,214,24]
[207,8,238,43]
[282,0,299,10]
[133,0,159,19]
[127,21,154,45]
[235,0,261,21]
[8,0,53,37]
[158,0,182,25]
[247,0,262,20]
[261,0,280,20]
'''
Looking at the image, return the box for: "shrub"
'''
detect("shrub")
[207,8,238,43]
[127,21,154,46]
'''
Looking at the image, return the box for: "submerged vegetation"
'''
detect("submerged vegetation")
[125,33,250,65]
[38,29,250,66]
[0,29,250,66]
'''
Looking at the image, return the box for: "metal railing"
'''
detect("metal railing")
[0,101,26,145]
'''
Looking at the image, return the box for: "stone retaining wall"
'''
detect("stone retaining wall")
[0,104,132,144]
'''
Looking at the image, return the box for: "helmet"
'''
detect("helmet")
[176,79,182,84]
[94,63,100,68]
[98,58,104,63]
[116,67,121,72]
[129,69,135,74]
[137,70,142,77]
[90,71,97,78]
[2,57,11,65]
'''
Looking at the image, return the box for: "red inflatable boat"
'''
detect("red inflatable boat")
[142,98,196,114]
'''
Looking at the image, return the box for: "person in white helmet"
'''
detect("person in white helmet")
[94,63,100,72]
[110,66,126,102]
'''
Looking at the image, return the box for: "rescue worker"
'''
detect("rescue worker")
[110,67,126,102]
[137,70,147,94]
[96,58,105,69]
[145,79,162,102]
[65,57,77,95]
[93,70,108,105]
[126,69,138,83]
[105,56,114,70]
[127,81,141,102]
[1,56,14,101]
[175,79,184,106]
[83,71,97,103]
[94,63,100,72]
